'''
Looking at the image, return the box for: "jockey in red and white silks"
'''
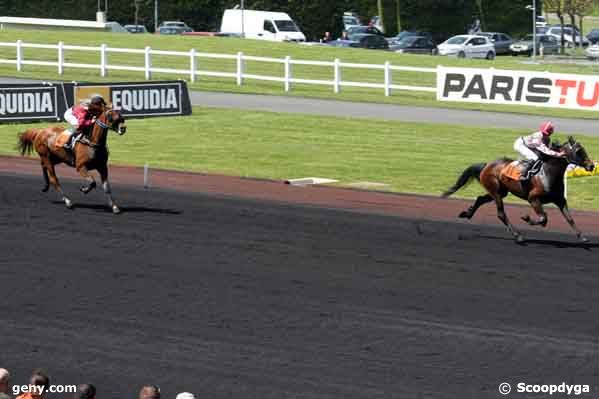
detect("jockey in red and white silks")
[513,122,565,181]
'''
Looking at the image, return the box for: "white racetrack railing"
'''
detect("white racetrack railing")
[0,40,437,96]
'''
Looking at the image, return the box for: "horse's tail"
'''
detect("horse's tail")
[17,129,38,156]
[442,163,486,198]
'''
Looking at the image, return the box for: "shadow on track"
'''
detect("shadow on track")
[51,201,182,215]
[476,234,597,250]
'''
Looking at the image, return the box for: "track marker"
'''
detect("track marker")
[285,177,338,186]
[144,163,150,189]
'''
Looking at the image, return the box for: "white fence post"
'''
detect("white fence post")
[57,41,64,75]
[236,51,244,86]
[333,58,341,94]
[384,61,391,97]
[144,46,152,80]
[284,56,291,92]
[100,43,107,77]
[189,48,197,83]
[16,39,23,72]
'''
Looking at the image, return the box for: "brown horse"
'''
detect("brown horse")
[17,109,127,213]
[443,137,595,243]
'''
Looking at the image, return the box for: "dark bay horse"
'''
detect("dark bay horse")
[17,109,127,213]
[443,137,595,243]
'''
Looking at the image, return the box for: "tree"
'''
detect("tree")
[544,0,567,51]
[569,0,594,47]
[377,0,385,33]
[396,0,402,32]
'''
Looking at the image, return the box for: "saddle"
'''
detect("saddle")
[54,130,72,152]
[500,160,542,181]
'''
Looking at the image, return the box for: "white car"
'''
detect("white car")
[585,44,599,60]
[437,35,496,59]
[546,26,589,47]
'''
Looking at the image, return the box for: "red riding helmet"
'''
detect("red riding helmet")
[540,121,555,136]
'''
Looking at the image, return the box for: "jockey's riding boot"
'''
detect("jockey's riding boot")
[519,160,534,182]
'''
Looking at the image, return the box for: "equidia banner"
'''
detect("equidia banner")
[437,66,599,111]
[0,80,192,123]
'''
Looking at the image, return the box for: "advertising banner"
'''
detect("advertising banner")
[437,66,599,111]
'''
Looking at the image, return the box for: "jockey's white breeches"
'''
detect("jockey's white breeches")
[513,137,539,161]
[64,108,79,128]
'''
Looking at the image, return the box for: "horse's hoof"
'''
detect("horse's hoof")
[458,211,471,219]
[521,215,531,223]
[515,234,525,244]
[579,235,589,243]
[65,199,74,209]
[80,181,96,194]
[41,185,49,193]
[112,205,121,214]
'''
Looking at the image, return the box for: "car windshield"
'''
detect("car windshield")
[446,36,467,44]
[275,20,298,32]
[398,37,418,46]
[522,35,535,41]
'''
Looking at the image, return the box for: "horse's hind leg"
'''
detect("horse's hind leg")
[98,165,120,214]
[41,161,49,192]
[44,160,73,209]
[494,196,523,243]
[459,194,493,219]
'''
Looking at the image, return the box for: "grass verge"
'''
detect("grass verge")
[1,107,598,211]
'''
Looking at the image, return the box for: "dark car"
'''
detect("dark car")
[328,34,389,50]
[389,36,436,54]
[346,25,384,39]
[124,24,148,34]
[587,29,599,44]
[509,34,559,56]
[478,32,513,55]
[388,30,433,43]
[158,26,186,35]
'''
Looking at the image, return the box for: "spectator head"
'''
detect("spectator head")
[138,385,160,399]
[74,384,96,399]
[0,368,9,394]
[176,393,195,399]
[29,370,50,398]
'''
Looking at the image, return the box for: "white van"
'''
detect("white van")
[220,9,306,42]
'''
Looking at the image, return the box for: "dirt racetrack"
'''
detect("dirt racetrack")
[2,159,599,398]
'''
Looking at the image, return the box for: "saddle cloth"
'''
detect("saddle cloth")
[500,161,523,181]
[54,130,71,152]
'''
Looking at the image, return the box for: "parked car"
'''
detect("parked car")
[389,36,436,54]
[328,34,389,50]
[387,30,433,43]
[124,24,148,34]
[343,12,360,30]
[478,32,513,55]
[546,25,589,47]
[587,29,599,44]
[158,26,186,35]
[346,25,384,39]
[437,35,495,59]
[536,15,547,28]
[159,21,193,32]
[585,43,599,60]
[369,16,384,33]
[509,34,559,56]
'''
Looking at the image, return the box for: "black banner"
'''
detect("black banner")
[0,84,62,122]
[0,80,192,123]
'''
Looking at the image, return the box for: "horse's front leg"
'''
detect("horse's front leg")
[76,165,97,194]
[98,166,120,214]
[556,198,588,242]
[522,197,547,227]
